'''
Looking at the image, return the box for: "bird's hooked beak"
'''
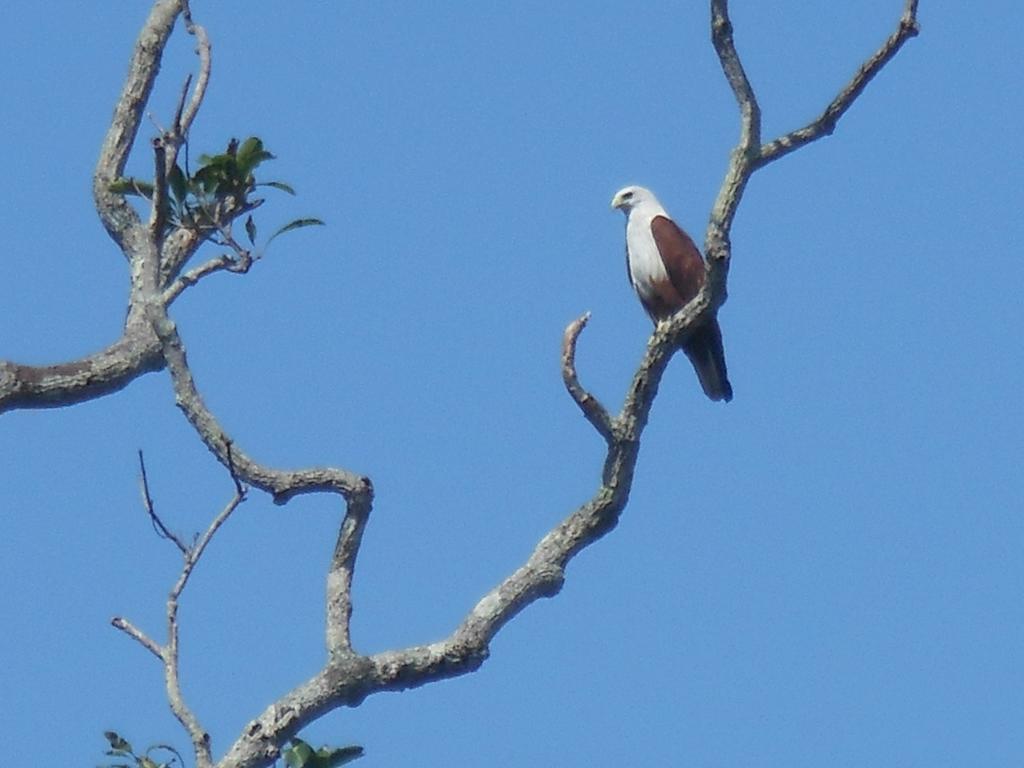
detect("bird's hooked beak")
[610,190,627,211]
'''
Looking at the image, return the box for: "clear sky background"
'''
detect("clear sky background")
[1,2,1021,766]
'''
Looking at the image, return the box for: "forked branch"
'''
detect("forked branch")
[113,480,246,768]
[707,0,920,260]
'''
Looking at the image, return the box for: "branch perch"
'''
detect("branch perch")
[560,312,615,444]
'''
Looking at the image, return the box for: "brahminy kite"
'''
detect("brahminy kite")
[611,185,732,402]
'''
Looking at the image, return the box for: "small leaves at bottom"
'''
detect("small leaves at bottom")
[283,737,364,768]
[99,732,183,768]
[104,731,133,754]
[245,214,257,246]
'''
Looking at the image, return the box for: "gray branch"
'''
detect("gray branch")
[705,0,920,264]
[560,312,615,444]
[114,482,246,768]
[93,0,180,256]
[0,324,163,415]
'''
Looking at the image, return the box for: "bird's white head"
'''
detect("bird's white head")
[611,185,661,216]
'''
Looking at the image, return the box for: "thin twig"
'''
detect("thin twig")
[178,0,211,139]
[164,488,245,768]
[172,73,193,137]
[111,616,164,661]
[225,439,245,494]
[162,252,251,305]
[151,137,169,246]
[138,449,189,553]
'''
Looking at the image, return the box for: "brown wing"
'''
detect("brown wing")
[650,215,706,308]
[650,216,733,401]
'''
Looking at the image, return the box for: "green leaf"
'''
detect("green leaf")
[169,164,188,204]
[314,745,364,767]
[245,215,257,246]
[139,757,159,768]
[109,178,155,199]
[197,152,234,167]
[235,136,275,177]
[264,218,325,249]
[285,739,314,768]
[257,180,296,195]
[191,165,225,197]
[104,732,133,754]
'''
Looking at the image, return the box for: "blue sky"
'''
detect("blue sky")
[1,2,1021,766]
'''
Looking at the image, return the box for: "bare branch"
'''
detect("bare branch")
[560,313,615,444]
[160,228,207,286]
[151,137,170,246]
[162,251,253,305]
[148,309,370,505]
[0,326,164,415]
[177,0,212,139]
[163,488,245,768]
[215,308,723,768]
[93,0,181,253]
[139,450,189,554]
[706,0,920,263]
[171,489,246,603]
[759,0,921,165]
[172,73,194,136]
[326,494,372,656]
[710,0,761,154]
[111,616,164,661]
[119,476,244,768]
[226,456,653,765]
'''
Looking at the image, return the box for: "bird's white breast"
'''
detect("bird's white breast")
[625,207,668,303]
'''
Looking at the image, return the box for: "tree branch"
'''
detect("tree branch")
[759,0,921,166]
[148,309,371,505]
[0,325,164,415]
[117,473,246,768]
[139,449,190,554]
[162,251,253,305]
[560,312,615,444]
[705,0,920,264]
[177,0,212,140]
[164,488,246,768]
[111,616,164,661]
[93,0,181,255]
[326,494,372,657]
[710,0,761,156]
[1,4,190,416]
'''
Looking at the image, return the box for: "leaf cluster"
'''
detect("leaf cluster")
[99,731,184,768]
[281,737,364,768]
[110,136,323,252]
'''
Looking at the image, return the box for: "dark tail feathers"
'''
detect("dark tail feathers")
[682,319,733,402]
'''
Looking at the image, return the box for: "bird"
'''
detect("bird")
[611,184,732,402]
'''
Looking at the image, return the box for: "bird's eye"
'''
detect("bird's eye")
[622,191,633,200]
